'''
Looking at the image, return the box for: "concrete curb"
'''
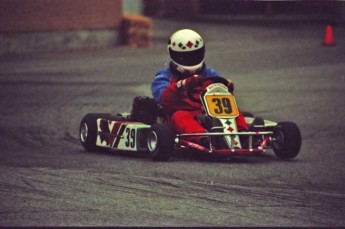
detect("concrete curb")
[0,29,119,55]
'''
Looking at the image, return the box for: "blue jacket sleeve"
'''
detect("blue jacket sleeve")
[151,68,171,103]
[151,67,221,103]
[203,68,221,78]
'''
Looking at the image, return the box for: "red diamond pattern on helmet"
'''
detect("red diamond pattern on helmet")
[227,127,234,132]
[186,41,194,48]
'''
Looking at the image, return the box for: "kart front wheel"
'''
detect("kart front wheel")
[272,122,302,159]
[147,123,174,161]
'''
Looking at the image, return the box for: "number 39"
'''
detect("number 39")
[125,128,135,148]
[212,98,232,114]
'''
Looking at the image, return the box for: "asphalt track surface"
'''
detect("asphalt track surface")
[1,19,345,227]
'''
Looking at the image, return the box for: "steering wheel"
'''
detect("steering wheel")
[186,76,230,103]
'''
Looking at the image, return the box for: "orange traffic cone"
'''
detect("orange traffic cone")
[323,24,335,46]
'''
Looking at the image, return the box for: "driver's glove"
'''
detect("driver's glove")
[176,75,202,90]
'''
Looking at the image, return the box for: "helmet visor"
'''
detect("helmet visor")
[169,46,205,67]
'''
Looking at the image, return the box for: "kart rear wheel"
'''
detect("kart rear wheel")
[147,123,174,161]
[79,113,115,153]
[272,122,302,159]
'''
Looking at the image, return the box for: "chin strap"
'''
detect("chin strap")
[169,62,206,80]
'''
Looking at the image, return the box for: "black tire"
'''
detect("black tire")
[147,123,175,161]
[79,113,118,152]
[272,122,302,159]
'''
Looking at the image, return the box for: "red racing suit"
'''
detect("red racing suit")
[151,66,248,143]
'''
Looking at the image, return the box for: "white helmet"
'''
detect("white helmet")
[167,29,205,72]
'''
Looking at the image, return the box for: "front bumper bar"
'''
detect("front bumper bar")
[175,131,273,155]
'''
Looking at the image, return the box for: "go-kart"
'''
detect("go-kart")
[79,76,302,161]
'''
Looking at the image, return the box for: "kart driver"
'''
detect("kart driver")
[151,29,249,145]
